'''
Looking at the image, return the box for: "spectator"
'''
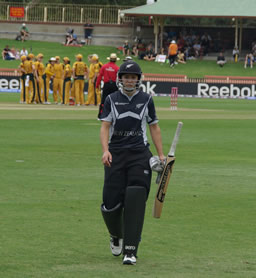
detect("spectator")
[177,37,185,51]
[217,52,226,67]
[168,40,178,67]
[10,47,18,59]
[137,39,146,59]
[244,53,254,69]
[143,45,156,61]
[122,40,130,56]
[84,20,93,45]
[2,45,15,60]
[131,43,138,57]
[201,32,212,55]
[20,47,28,57]
[193,41,201,58]
[232,46,239,62]
[65,29,79,45]
[20,23,29,42]
[177,50,186,64]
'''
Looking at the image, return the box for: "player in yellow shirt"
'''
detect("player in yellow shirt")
[72,54,88,106]
[53,56,64,104]
[93,54,103,105]
[62,57,72,105]
[43,57,56,104]
[85,54,96,105]
[23,53,37,104]
[34,53,44,104]
[18,55,27,103]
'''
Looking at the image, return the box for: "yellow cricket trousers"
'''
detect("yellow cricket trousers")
[53,78,63,103]
[26,74,36,104]
[20,76,26,103]
[86,79,96,105]
[74,79,85,105]
[62,78,71,104]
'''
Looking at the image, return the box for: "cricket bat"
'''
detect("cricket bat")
[153,121,183,218]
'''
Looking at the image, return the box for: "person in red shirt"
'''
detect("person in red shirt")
[96,53,120,118]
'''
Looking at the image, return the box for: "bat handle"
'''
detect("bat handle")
[156,172,162,184]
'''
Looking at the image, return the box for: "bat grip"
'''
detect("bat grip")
[156,172,162,184]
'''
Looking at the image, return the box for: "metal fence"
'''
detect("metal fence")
[0,2,134,24]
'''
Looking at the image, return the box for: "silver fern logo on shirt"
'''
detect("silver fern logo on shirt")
[136,103,144,109]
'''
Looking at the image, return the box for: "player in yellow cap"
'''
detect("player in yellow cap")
[53,56,64,104]
[18,55,27,103]
[23,53,37,104]
[43,57,56,104]
[62,57,72,105]
[85,54,100,105]
[34,53,45,104]
[72,54,88,106]
[92,54,103,105]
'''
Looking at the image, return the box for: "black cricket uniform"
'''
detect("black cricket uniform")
[101,89,158,209]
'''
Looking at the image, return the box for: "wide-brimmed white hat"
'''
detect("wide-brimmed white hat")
[107,53,120,61]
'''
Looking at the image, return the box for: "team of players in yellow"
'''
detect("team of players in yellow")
[18,53,103,106]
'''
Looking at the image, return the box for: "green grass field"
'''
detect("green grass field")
[1,38,256,78]
[1,93,256,277]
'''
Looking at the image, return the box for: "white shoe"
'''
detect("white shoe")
[77,104,80,106]
[110,237,123,256]
[123,254,136,265]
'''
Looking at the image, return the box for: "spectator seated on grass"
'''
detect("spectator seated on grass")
[122,40,130,56]
[2,45,15,60]
[20,47,28,57]
[143,45,156,61]
[137,39,146,59]
[177,50,186,64]
[232,46,239,62]
[131,43,138,57]
[193,41,203,58]
[65,29,78,45]
[217,52,226,67]
[244,53,254,69]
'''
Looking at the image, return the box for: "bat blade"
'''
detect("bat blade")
[152,121,183,218]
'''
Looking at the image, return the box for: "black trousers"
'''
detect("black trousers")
[98,82,118,118]
[103,147,152,209]
[169,54,177,65]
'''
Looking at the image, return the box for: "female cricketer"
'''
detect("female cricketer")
[100,61,165,265]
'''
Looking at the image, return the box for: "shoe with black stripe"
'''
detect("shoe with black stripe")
[123,254,136,265]
[110,237,123,256]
